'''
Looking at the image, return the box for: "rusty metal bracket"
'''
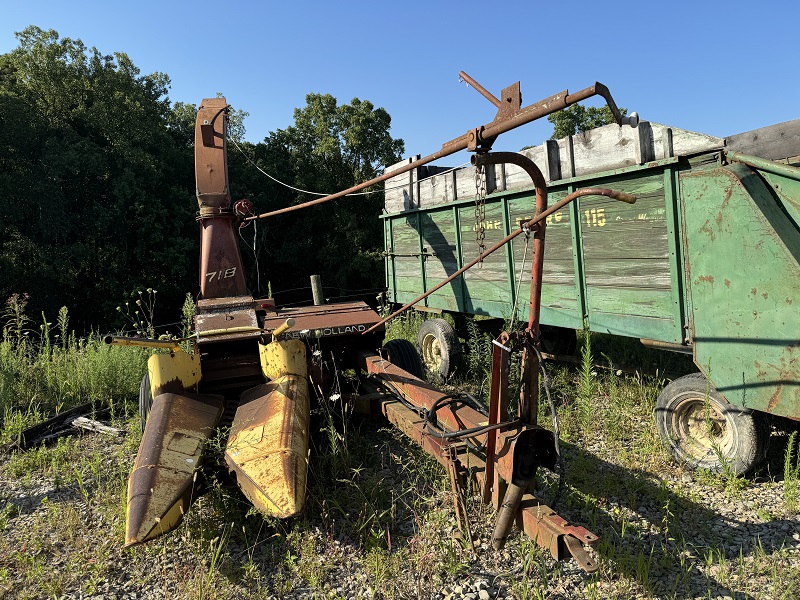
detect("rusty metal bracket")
[445,444,474,546]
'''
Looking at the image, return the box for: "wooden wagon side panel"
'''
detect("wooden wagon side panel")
[578,171,680,342]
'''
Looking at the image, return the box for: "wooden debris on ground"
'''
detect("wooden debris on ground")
[4,402,122,452]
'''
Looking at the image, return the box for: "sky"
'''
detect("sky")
[2,0,798,170]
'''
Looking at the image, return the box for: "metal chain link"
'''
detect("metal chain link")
[474,164,487,264]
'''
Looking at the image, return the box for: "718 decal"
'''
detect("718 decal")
[206,267,237,282]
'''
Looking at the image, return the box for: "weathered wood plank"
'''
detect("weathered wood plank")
[504,145,547,188]
[418,170,457,205]
[72,417,124,437]
[384,121,724,214]
[393,275,424,294]
[726,118,800,161]
[11,403,113,450]
[586,286,674,320]
[584,260,672,289]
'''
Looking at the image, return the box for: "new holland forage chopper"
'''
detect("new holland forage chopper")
[107,74,639,571]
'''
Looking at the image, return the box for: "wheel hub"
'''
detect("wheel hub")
[420,333,443,371]
[672,394,733,462]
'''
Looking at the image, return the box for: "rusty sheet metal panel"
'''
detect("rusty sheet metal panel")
[261,301,382,339]
[681,163,800,418]
[147,349,202,398]
[126,392,223,546]
[225,376,310,517]
[198,218,249,298]
[196,296,259,341]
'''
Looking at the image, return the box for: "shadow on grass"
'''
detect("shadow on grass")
[553,435,800,599]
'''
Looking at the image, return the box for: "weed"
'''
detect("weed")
[784,431,800,511]
[576,326,596,434]
[463,318,492,394]
[756,507,775,521]
[2,293,33,350]
[1,300,147,427]
[116,288,158,337]
[197,523,230,599]
[383,309,424,345]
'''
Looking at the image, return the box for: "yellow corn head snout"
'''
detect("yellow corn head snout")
[224,338,310,517]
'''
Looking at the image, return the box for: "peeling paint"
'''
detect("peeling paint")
[768,384,782,412]
[715,186,734,225]
[700,219,716,240]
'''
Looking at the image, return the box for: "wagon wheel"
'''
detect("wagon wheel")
[139,372,152,434]
[416,318,462,381]
[382,338,425,379]
[539,325,577,356]
[655,373,769,475]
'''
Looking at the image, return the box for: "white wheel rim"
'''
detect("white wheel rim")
[420,333,443,373]
[671,393,734,463]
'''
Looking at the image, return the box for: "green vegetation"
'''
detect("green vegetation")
[2,308,800,597]
[785,431,800,511]
[547,104,627,139]
[0,296,146,441]
[0,26,404,330]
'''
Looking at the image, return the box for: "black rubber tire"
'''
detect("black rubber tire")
[139,372,152,434]
[655,373,769,475]
[539,325,578,356]
[382,339,425,380]
[416,318,462,381]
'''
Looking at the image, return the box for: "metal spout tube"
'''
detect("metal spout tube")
[491,481,530,550]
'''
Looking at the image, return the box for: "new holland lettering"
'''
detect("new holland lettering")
[285,324,368,340]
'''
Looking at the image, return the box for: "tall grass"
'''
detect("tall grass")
[0,294,147,439]
[382,309,424,345]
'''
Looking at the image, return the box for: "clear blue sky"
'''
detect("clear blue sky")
[2,1,798,168]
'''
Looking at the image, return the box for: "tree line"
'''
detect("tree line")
[0,27,405,331]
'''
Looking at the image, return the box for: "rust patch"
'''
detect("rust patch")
[724,279,731,288]
[126,392,224,545]
[715,186,733,225]
[696,275,714,284]
[763,292,769,300]
[699,220,716,241]
[751,288,757,296]
[153,376,187,397]
[767,384,782,412]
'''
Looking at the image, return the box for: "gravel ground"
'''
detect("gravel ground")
[2,418,800,599]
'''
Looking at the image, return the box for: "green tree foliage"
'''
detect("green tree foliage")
[0,27,404,328]
[547,104,627,139]
[0,27,197,328]
[228,94,404,301]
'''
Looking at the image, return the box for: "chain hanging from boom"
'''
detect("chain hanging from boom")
[474,163,487,265]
